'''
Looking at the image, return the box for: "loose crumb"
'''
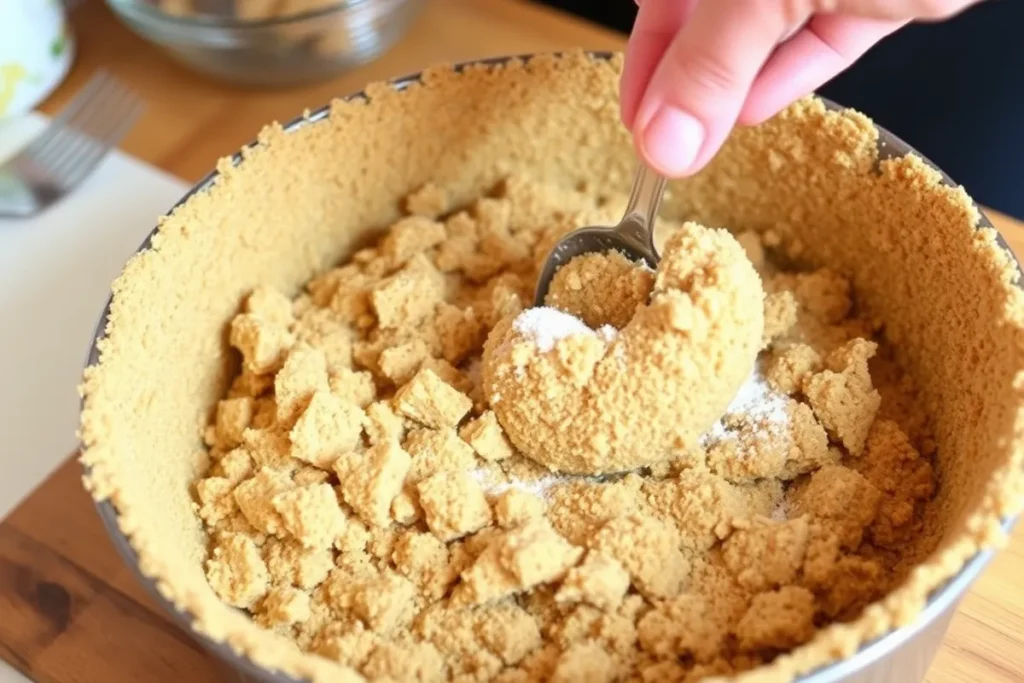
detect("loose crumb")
[335,442,412,527]
[803,338,881,456]
[258,585,312,628]
[555,551,630,611]
[206,533,269,608]
[289,390,364,469]
[543,250,653,329]
[493,489,546,528]
[460,411,515,462]
[394,368,473,429]
[418,471,493,542]
[735,586,816,651]
[272,483,346,549]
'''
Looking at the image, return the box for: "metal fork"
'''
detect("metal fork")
[0,71,144,218]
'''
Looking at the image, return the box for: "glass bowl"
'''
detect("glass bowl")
[105,0,424,86]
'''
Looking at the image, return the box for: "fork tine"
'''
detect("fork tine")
[38,76,143,189]
[32,74,124,169]
[0,70,144,217]
[57,87,140,167]
[42,87,125,173]
[58,100,144,189]
[22,71,113,158]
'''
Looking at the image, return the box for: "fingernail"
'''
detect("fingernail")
[641,106,704,175]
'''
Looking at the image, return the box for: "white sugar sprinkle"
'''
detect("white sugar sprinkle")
[512,306,617,352]
[701,364,791,448]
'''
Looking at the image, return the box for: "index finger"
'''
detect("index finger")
[634,0,794,176]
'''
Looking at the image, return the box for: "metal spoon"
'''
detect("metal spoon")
[534,163,668,306]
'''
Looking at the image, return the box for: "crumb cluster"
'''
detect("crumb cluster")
[193,175,939,682]
[483,223,764,474]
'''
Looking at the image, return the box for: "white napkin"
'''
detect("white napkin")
[0,113,188,525]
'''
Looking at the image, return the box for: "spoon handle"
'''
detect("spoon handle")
[619,163,667,250]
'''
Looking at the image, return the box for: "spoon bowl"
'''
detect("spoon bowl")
[533,163,666,306]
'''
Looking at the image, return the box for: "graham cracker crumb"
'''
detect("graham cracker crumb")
[460,411,514,462]
[395,368,473,428]
[545,250,654,329]
[435,303,488,365]
[363,641,446,683]
[391,489,423,526]
[418,471,493,542]
[364,400,405,445]
[231,311,296,377]
[637,594,726,664]
[334,441,412,527]
[454,519,582,606]
[289,390,364,469]
[293,306,354,375]
[735,586,816,652]
[493,489,546,529]
[257,585,311,628]
[351,571,417,634]
[421,357,475,396]
[706,398,833,483]
[403,182,450,218]
[272,482,346,549]
[329,368,376,409]
[314,629,382,670]
[263,537,333,590]
[590,515,688,599]
[275,344,330,425]
[196,476,238,526]
[247,284,294,328]
[722,517,809,592]
[555,551,630,611]
[229,369,274,399]
[475,603,542,666]
[379,338,431,386]
[234,468,294,537]
[476,273,528,328]
[781,268,852,324]
[763,291,798,347]
[206,533,269,608]
[242,427,295,472]
[372,255,445,329]
[803,338,881,455]
[392,531,454,600]
[293,465,331,487]
[404,427,477,483]
[765,343,822,395]
[550,642,616,683]
[381,215,447,267]
[856,420,935,547]
[791,465,880,549]
[214,397,254,450]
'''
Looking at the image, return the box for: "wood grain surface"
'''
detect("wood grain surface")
[1,1,1022,681]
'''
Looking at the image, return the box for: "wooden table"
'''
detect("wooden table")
[2,1,1022,681]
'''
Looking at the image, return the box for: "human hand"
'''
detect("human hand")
[621,0,983,177]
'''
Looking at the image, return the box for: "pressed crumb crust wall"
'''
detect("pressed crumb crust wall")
[78,52,1024,682]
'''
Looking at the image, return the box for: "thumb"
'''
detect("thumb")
[633,0,792,177]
